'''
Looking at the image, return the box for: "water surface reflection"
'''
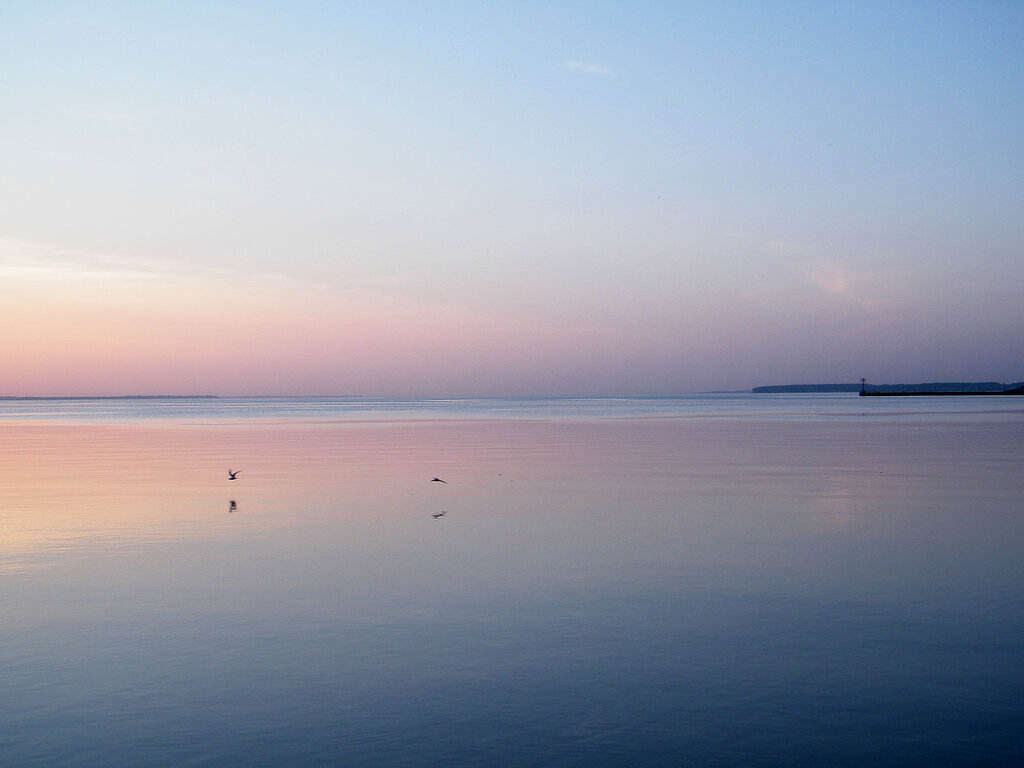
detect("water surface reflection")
[2,415,1022,765]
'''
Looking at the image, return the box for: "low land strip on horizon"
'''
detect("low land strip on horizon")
[753,381,1024,395]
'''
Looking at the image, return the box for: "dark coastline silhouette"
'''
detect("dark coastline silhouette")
[753,381,1024,396]
[859,380,1024,397]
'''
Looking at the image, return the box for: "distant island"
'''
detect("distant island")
[753,381,1024,395]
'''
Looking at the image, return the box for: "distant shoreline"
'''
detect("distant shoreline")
[754,381,1024,395]
[0,395,220,400]
[860,390,1024,397]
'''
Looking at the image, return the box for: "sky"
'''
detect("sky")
[2,1,1022,396]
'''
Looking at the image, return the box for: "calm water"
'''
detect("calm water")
[2,395,1022,766]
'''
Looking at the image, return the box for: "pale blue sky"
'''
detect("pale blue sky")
[1,1,1022,395]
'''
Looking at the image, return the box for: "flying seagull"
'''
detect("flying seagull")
[432,511,447,519]
[228,469,240,480]
[431,477,446,483]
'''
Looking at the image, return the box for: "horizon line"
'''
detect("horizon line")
[0,392,744,400]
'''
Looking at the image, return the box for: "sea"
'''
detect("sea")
[1,394,1022,766]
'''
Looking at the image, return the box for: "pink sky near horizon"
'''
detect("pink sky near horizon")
[3,4,1022,396]
[3,245,1020,397]
[0,253,667,396]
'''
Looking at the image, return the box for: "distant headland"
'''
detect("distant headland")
[753,381,1024,396]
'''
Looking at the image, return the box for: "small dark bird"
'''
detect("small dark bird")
[228,469,240,480]
[229,500,237,513]
[432,511,447,519]
[431,477,446,483]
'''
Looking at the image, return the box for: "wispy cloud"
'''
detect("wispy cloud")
[800,261,904,331]
[564,60,612,75]
[78,108,139,123]
[806,265,852,296]
[0,237,168,281]
[0,236,445,312]
[734,236,902,324]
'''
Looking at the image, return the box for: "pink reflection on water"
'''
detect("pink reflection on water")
[3,416,1022,577]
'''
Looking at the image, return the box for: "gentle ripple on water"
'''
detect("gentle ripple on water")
[2,392,1024,424]
[1,397,1022,765]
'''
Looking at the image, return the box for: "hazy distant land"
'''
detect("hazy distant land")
[754,382,1024,394]
[0,395,220,400]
